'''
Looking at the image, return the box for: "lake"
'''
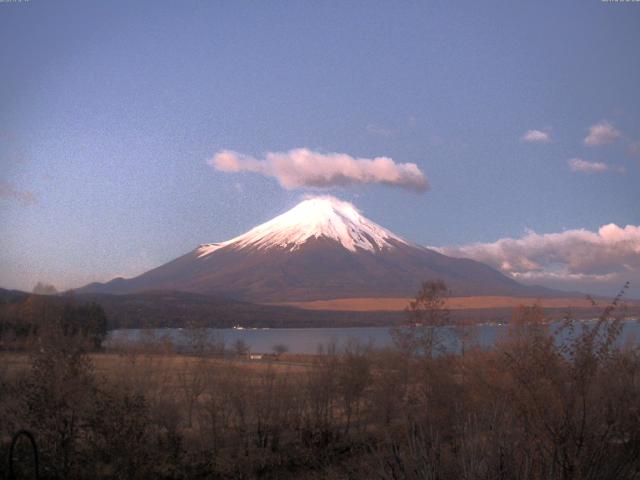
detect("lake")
[106,318,640,355]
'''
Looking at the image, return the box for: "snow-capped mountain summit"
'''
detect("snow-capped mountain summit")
[78,196,557,301]
[196,196,407,257]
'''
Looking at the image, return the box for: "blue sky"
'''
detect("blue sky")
[1,1,639,295]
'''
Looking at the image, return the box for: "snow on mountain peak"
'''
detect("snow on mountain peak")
[197,196,407,256]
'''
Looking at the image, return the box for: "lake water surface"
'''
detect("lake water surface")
[107,319,640,355]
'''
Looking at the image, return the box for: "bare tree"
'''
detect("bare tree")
[177,356,208,428]
[20,312,97,478]
[233,338,249,356]
[32,281,58,295]
[391,280,450,357]
[338,339,371,435]
[272,343,288,357]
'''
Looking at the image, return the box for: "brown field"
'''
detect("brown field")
[0,351,312,381]
[273,295,640,312]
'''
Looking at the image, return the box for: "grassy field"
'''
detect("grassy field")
[0,350,313,381]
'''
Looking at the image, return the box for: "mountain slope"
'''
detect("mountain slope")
[77,196,561,301]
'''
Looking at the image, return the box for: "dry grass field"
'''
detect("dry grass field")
[0,351,312,382]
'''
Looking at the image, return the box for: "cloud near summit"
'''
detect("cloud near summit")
[209,148,429,192]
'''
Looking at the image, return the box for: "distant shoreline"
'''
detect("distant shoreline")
[272,295,640,312]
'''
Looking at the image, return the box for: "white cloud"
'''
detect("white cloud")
[435,224,640,285]
[521,129,551,143]
[584,120,621,146]
[209,148,429,192]
[568,158,609,173]
[567,158,626,174]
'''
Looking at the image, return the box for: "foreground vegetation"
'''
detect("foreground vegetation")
[1,284,639,479]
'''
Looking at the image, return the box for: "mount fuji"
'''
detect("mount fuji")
[78,196,557,302]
